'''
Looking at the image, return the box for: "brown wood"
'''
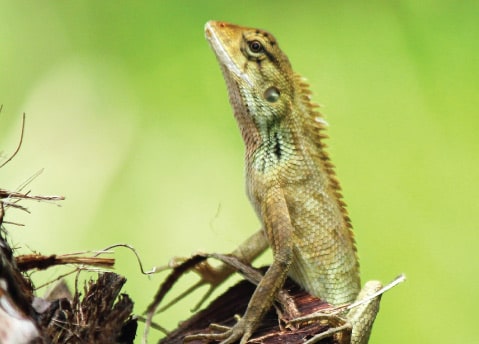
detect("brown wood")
[159,274,350,344]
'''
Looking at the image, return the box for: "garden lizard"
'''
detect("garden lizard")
[189,20,383,344]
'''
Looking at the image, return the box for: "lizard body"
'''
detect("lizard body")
[197,21,381,344]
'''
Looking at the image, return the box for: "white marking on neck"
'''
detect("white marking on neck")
[205,22,253,87]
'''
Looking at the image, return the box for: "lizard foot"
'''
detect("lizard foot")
[288,311,350,344]
[184,317,254,344]
[154,256,232,313]
[302,323,352,344]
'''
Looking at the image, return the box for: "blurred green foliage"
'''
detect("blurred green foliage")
[1,1,478,343]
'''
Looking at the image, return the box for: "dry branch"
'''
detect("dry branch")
[151,255,350,344]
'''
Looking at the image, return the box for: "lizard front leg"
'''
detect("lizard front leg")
[185,188,294,344]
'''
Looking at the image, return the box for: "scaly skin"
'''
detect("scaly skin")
[191,21,381,344]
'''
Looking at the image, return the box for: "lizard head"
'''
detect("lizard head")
[205,21,295,130]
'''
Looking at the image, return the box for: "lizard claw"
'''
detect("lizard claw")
[156,256,233,313]
[157,230,268,313]
[287,311,351,344]
[184,317,253,344]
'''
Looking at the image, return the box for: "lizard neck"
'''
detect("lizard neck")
[226,76,298,175]
[251,118,291,173]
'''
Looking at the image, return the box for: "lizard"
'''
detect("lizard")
[185,20,383,344]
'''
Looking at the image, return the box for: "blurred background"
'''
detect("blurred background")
[1,1,478,343]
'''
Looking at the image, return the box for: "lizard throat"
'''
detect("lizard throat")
[251,121,294,173]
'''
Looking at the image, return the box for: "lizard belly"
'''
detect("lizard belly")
[247,154,361,305]
[285,183,361,305]
[289,239,360,305]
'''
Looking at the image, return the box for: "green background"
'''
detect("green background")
[1,1,478,343]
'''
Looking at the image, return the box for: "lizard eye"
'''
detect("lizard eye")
[264,86,280,102]
[248,40,263,54]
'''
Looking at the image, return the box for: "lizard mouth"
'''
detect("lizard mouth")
[204,21,253,88]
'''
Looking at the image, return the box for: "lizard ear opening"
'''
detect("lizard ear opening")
[264,86,280,103]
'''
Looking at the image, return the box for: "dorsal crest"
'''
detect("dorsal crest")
[294,73,354,230]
